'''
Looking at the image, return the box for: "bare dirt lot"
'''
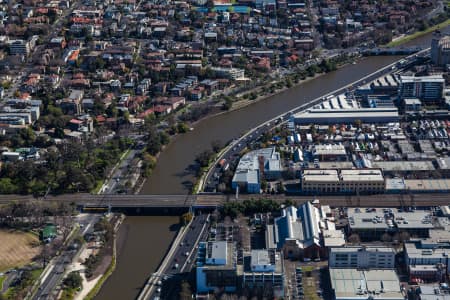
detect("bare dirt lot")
[0,229,41,272]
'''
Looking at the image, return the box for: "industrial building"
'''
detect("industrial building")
[292,107,400,125]
[266,202,344,259]
[399,75,445,104]
[266,202,321,259]
[431,32,450,67]
[312,144,347,161]
[301,169,384,195]
[329,246,395,269]
[329,268,403,300]
[403,229,450,282]
[347,208,435,241]
[231,147,282,193]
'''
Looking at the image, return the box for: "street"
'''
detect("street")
[32,214,100,300]
[141,214,210,300]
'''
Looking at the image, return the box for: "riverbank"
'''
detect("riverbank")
[191,56,364,193]
[385,18,450,47]
[95,216,179,300]
[190,56,361,127]
[66,214,124,300]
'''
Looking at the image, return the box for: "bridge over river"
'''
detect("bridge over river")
[0,193,449,212]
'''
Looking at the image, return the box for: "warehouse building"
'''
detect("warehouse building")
[348,208,435,241]
[266,202,322,259]
[292,107,400,125]
[312,144,347,161]
[329,268,403,300]
[301,169,384,195]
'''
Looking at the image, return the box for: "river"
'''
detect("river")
[95,216,179,300]
[97,26,450,300]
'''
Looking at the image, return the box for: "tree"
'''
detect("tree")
[0,178,17,194]
[63,271,82,290]
[179,281,192,300]
[180,212,193,225]
[211,140,223,153]
[397,231,410,243]
[195,150,214,168]
[177,122,189,133]
[381,233,392,243]
[348,234,360,244]
[222,97,233,110]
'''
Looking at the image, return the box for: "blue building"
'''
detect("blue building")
[196,241,237,293]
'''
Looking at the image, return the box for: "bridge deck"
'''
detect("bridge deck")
[0,193,448,208]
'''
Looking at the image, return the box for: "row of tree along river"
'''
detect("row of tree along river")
[96,28,448,300]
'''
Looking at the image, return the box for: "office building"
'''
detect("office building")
[196,241,237,293]
[301,169,340,194]
[399,75,445,104]
[241,249,284,297]
[340,169,385,194]
[329,246,395,269]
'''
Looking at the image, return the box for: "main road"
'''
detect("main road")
[200,48,429,192]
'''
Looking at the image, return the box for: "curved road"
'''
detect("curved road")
[200,49,430,192]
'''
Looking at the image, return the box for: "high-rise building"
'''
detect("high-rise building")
[431,32,450,66]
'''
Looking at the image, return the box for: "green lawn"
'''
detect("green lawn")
[0,275,5,291]
[301,265,314,272]
[303,274,320,300]
[384,18,450,47]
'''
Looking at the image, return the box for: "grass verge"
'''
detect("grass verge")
[302,269,320,300]
[0,275,5,291]
[385,18,450,47]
